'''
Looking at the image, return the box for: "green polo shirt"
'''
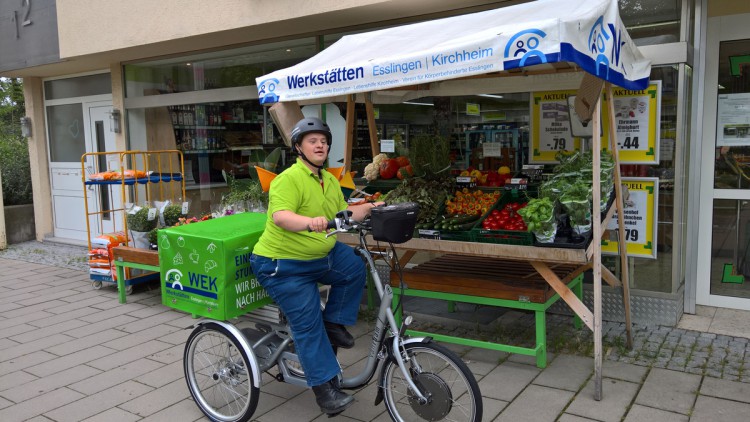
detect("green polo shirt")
[252,159,348,260]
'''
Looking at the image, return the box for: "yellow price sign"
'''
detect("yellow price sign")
[529,81,661,164]
[601,177,659,259]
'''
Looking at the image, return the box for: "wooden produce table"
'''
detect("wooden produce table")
[112,246,159,304]
[390,254,584,368]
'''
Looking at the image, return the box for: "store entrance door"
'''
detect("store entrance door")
[696,15,750,311]
[48,101,116,241]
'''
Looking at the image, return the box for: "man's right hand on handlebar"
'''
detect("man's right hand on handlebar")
[307,216,330,233]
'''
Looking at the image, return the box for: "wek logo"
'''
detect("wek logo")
[258,78,280,104]
[588,16,626,79]
[165,268,183,290]
[503,28,548,68]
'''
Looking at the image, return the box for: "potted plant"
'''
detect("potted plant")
[560,181,592,236]
[163,204,187,227]
[222,171,268,214]
[127,206,158,248]
[518,197,557,243]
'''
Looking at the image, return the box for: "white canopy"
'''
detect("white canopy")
[256,0,651,105]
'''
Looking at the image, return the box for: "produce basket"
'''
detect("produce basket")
[471,192,534,246]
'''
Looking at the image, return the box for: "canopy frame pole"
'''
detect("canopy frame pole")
[605,82,634,348]
[590,87,604,401]
[345,95,356,173]
[364,92,380,156]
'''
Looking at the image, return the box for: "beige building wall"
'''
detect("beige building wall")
[708,0,750,17]
[55,0,511,61]
[23,78,54,241]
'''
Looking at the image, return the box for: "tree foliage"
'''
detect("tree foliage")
[1,78,32,205]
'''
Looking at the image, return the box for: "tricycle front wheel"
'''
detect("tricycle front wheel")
[380,342,482,422]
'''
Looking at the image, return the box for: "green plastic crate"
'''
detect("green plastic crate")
[471,192,535,246]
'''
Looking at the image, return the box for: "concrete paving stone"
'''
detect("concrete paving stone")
[252,390,292,418]
[164,313,201,329]
[0,369,38,394]
[0,350,58,376]
[506,351,555,367]
[15,289,80,307]
[1,364,101,402]
[478,361,541,402]
[480,396,508,421]
[137,398,207,422]
[87,339,173,371]
[699,332,717,339]
[57,289,118,303]
[26,307,104,329]
[125,304,175,319]
[260,372,307,400]
[101,322,180,351]
[118,378,189,417]
[532,354,592,391]
[0,337,19,350]
[153,324,191,345]
[0,333,73,362]
[0,387,84,422]
[44,380,154,422]
[0,310,57,333]
[463,347,507,377]
[700,376,750,403]
[686,367,705,375]
[0,302,22,314]
[341,381,389,421]
[623,404,688,422]
[256,389,323,422]
[45,328,123,356]
[76,303,149,324]
[26,344,114,377]
[135,360,183,388]
[79,407,141,422]
[9,318,89,344]
[115,310,188,334]
[690,395,750,422]
[148,343,187,364]
[494,384,574,422]
[70,359,163,395]
[558,414,602,422]
[21,416,54,422]
[62,314,139,339]
[565,377,639,422]
[0,395,11,410]
[45,296,109,314]
[635,368,700,415]
[705,368,723,378]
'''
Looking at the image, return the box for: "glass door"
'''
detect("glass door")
[697,19,750,309]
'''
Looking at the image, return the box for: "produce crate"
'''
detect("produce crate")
[415,228,476,242]
[471,191,534,246]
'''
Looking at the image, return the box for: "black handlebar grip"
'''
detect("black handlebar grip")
[327,219,338,230]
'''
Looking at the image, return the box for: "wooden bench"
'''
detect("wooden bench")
[112,247,160,304]
[390,254,584,368]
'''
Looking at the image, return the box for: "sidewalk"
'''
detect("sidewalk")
[1,248,749,421]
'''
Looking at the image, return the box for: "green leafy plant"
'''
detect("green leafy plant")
[221,171,267,209]
[407,134,451,179]
[127,207,158,232]
[163,204,186,227]
[381,176,453,223]
[518,197,557,242]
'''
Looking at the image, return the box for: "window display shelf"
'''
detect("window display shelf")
[180,149,227,154]
[173,125,226,130]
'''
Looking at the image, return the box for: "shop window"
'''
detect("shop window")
[44,73,111,100]
[619,0,682,46]
[124,38,316,98]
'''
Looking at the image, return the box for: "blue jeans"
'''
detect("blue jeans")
[250,241,366,386]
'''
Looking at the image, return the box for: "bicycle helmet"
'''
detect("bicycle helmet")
[290,117,332,146]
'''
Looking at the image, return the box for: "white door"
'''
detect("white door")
[696,14,750,310]
[48,101,117,241]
